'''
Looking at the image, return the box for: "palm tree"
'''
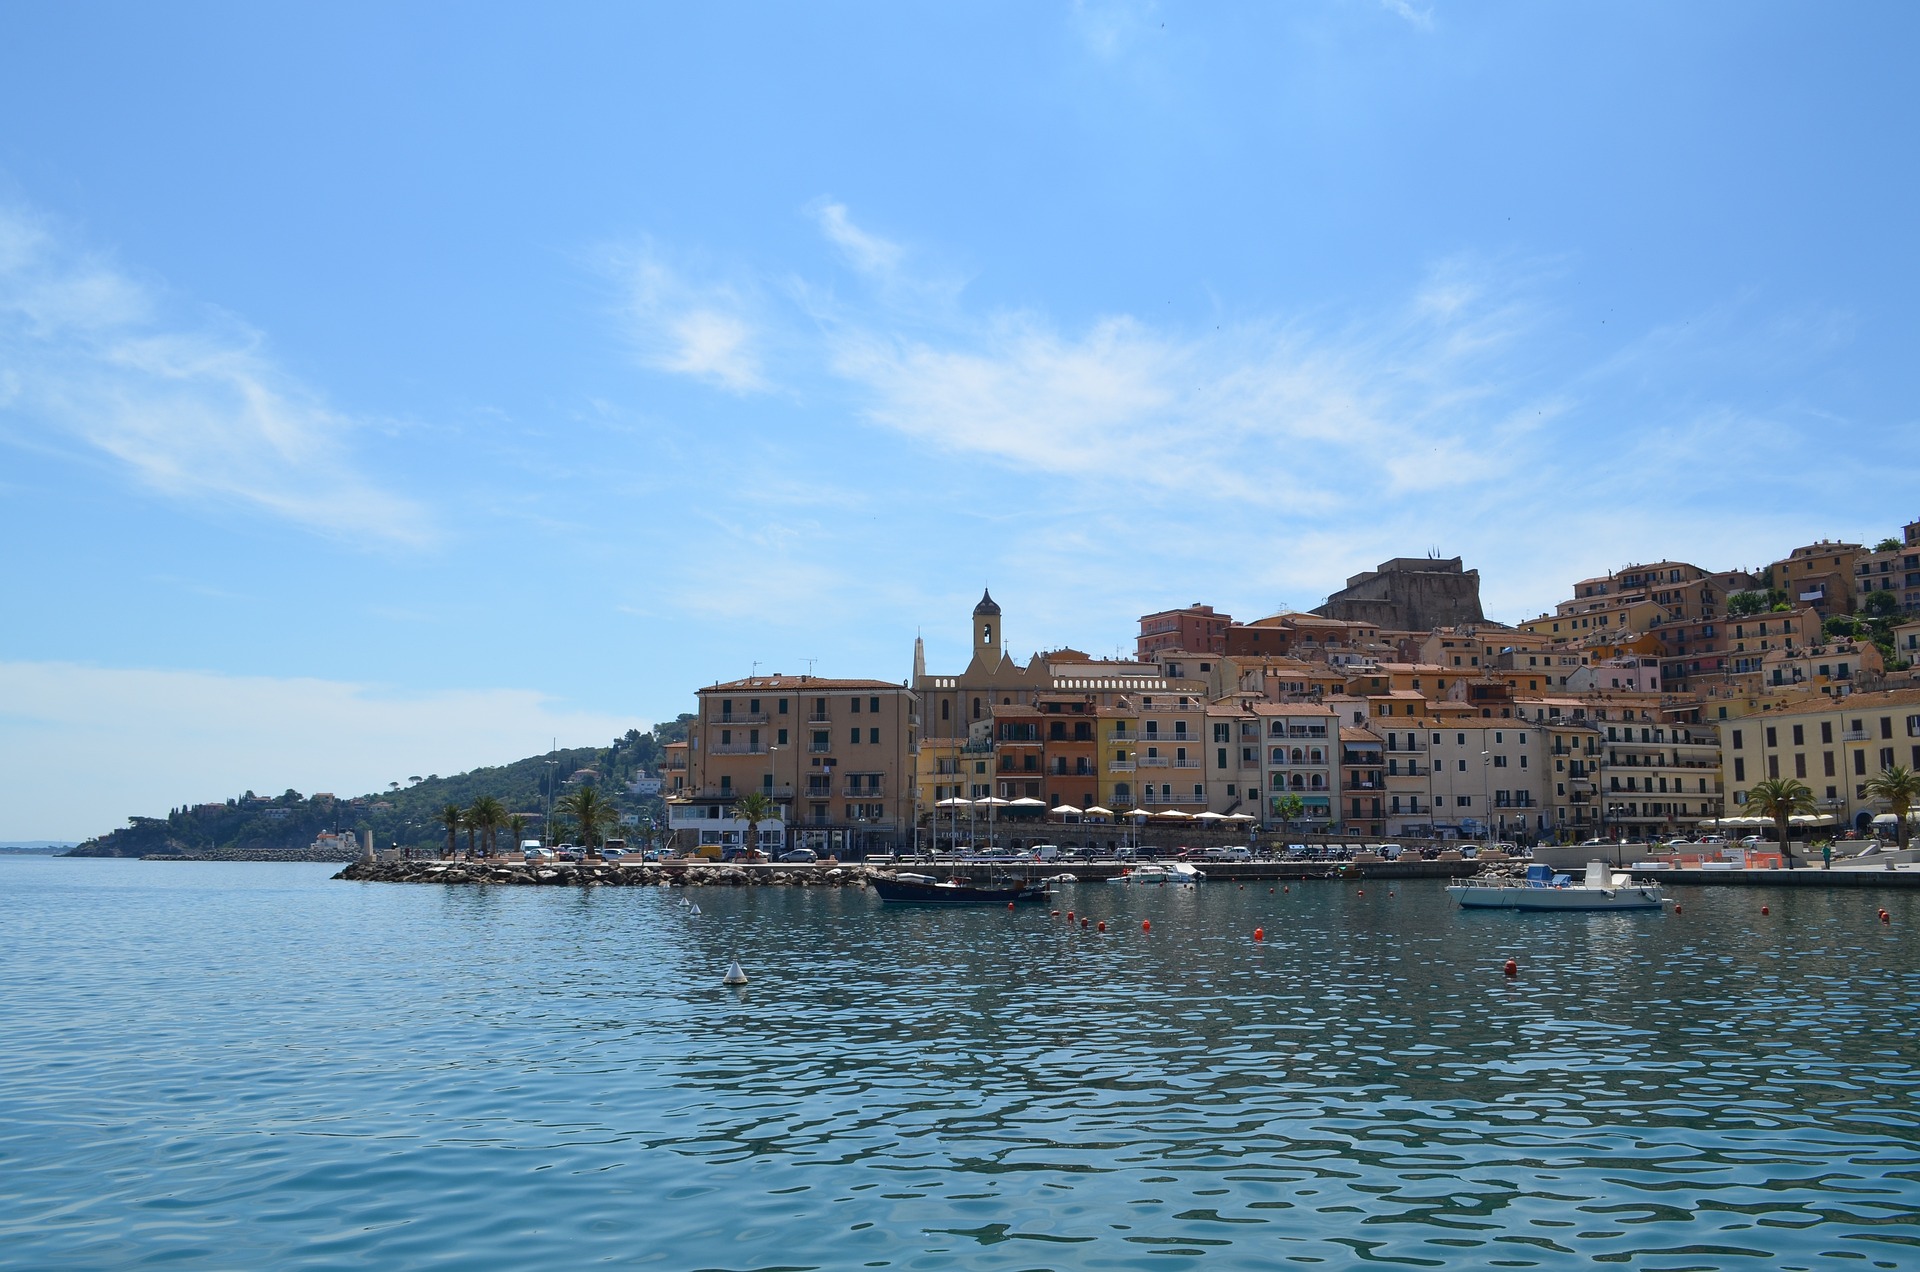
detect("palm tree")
[469,795,507,858]
[438,802,464,859]
[459,805,480,859]
[1863,764,1920,850]
[508,813,528,854]
[729,790,779,859]
[555,785,618,855]
[1745,777,1818,869]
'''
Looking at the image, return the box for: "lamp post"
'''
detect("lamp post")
[764,744,784,858]
[543,759,560,847]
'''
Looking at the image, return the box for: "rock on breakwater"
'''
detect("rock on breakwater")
[334,859,878,888]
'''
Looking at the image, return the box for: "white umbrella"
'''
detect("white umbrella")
[1126,808,1152,820]
[974,796,1011,807]
[1193,811,1226,821]
[1050,804,1083,816]
[1007,796,1047,808]
[1154,809,1193,820]
[935,797,972,808]
[1224,813,1257,822]
[1083,805,1114,818]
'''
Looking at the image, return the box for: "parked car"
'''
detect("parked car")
[778,848,819,863]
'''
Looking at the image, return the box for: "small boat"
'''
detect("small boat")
[1044,872,1080,884]
[1447,862,1665,911]
[870,871,1050,906]
[1107,863,1206,885]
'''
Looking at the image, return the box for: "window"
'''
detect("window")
[1732,729,1743,750]
[1883,717,1895,739]
[1494,755,1508,768]
[1793,724,1804,746]
[1855,751,1867,775]
[941,700,950,721]
[870,728,881,745]
[851,698,861,714]
[1218,747,1228,770]
[1765,727,1777,748]
[1822,720,1832,744]
[1458,759,1468,772]
[1824,752,1835,777]
[1733,758,1746,782]
[849,729,860,745]
[1794,754,1806,779]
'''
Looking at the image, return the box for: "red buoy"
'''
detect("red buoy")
[1880,909,1891,924]
[1503,958,1518,978]
[1254,927,1264,942]
[1269,887,1275,894]
[1283,886,1290,894]
[1357,889,1365,896]
[1081,917,1089,929]
[1067,911,1074,922]
[1674,904,1682,914]
[1051,909,1059,918]
[1762,905,1770,916]
[1142,919,1151,932]
[1097,920,1106,933]
[1007,901,1015,911]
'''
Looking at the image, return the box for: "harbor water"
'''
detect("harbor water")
[2,856,1918,1269]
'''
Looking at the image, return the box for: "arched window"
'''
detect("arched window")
[1115,782,1131,803]
[941,699,950,721]
[972,697,981,720]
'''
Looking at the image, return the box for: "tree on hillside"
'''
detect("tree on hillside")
[1727,591,1768,616]
[1863,765,1920,851]
[728,790,780,858]
[468,795,506,857]
[1744,777,1818,870]
[1875,537,1903,553]
[439,802,464,859]
[1863,589,1902,618]
[556,785,619,855]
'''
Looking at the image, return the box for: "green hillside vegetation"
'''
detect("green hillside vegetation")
[68,715,692,858]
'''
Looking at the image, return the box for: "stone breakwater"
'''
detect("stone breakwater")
[334,858,878,888]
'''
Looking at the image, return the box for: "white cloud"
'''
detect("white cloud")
[1378,0,1434,31]
[810,200,905,277]
[610,248,767,393]
[0,205,435,548]
[0,661,641,842]
[825,259,1551,509]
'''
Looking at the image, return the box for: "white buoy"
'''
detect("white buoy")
[689,903,701,915]
[722,961,749,986]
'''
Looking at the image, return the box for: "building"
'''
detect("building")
[670,675,918,856]
[1137,603,1231,658]
[1852,522,1920,615]
[1340,725,1386,836]
[1253,703,1339,830]
[1721,689,1920,834]
[1768,540,1864,617]
[1314,556,1486,631]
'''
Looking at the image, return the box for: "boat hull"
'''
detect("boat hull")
[870,878,1049,906]
[1446,884,1665,911]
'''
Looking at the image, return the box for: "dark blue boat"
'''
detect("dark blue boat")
[869,872,1049,906]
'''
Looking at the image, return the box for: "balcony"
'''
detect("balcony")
[842,785,884,799]
[1140,791,1207,806]
[1347,779,1384,791]
[1108,760,1137,772]
[709,742,768,755]
[1109,729,1139,740]
[1841,729,1871,742]
[807,712,832,724]
[1139,756,1171,768]
[1174,758,1202,769]
[716,711,768,725]
[807,742,833,754]
[1385,738,1427,752]
[1386,763,1428,777]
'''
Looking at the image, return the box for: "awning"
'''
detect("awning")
[1050,804,1083,815]
[935,798,972,808]
[1193,811,1227,821]
[1153,809,1193,819]
[1083,805,1114,817]
[1006,797,1047,808]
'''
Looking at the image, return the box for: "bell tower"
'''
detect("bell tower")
[972,588,1001,657]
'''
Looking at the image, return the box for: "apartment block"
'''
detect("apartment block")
[1722,689,1920,833]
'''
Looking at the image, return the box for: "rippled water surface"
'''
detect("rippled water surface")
[3,858,1919,1269]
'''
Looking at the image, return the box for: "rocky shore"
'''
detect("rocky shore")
[334,858,878,888]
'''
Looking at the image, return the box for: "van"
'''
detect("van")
[1203,846,1252,862]
[1030,843,1062,860]
[1114,845,1140,860]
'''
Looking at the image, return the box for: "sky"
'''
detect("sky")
[3,2,1918,841]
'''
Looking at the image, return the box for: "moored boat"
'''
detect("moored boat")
[870,871,1050,906]
[1447,862,1665,911]
[1107,863,1206,885]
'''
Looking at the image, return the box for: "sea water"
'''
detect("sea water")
[1,856,1917,1269]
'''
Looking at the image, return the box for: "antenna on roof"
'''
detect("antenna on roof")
[804,657,817,678]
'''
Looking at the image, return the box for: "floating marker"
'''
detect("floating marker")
[1762,906,1770,916]
[1880,909,1891,924]
[1097,920,1106,933]
[1254,927,1264,942]
[1008,901,1015,911]
[1051,909,1060,918]
[722,961,749,986]
[1142,919,1151,933]
[1081,917,1090,929]
[1503,958,1518,978]
[1067,910,1075,922]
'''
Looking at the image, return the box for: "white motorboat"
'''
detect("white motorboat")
[1108,863,1206,885]
[1447,861,1665,911]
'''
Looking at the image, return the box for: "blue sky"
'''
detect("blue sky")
[3,2,1917,840]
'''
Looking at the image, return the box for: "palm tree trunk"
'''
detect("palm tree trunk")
[1778,815,1793,869]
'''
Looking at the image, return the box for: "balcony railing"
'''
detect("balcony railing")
[1174,758,1201,769]
[1385,738,1427,752]
[709,743,768,755]
[1139,756,1171,767]
[842,785,884,799]
[1108,729,1139,740]
[807,712,832,724]
[807,742,833,754]
[1108,760,1136,772]
[716,711,768,725]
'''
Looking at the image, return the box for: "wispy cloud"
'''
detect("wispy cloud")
[809,200,904,277]
[0,660,641,841]
[0,205,435,548]
[606,244,768,393]
[1378,0,1434,32]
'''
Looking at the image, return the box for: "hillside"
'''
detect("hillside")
[67,716,692,858]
